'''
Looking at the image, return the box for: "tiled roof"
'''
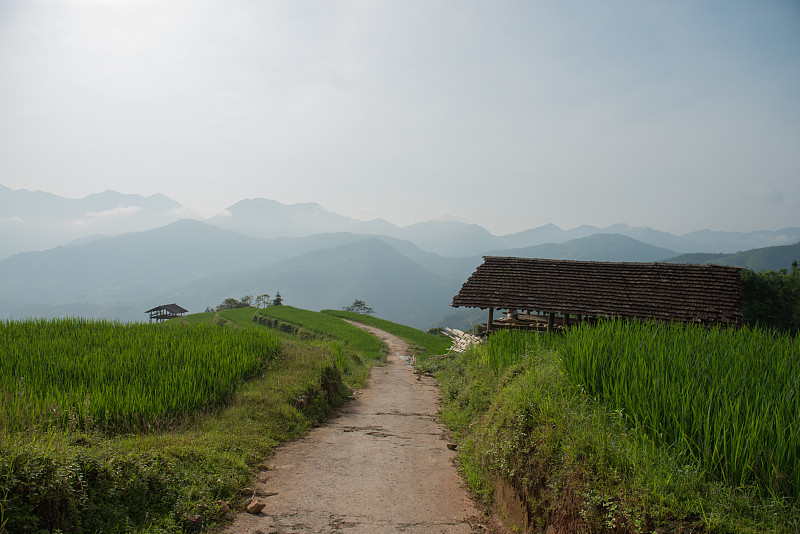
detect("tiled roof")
[452,257,743,324]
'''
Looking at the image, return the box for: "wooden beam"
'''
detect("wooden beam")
[547,312,555,332]
[487,307,494,333]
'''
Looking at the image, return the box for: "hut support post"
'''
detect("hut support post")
[547,312,555,332]
[487,307,494,333]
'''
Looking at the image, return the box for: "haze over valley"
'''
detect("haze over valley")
[2,185,798,329]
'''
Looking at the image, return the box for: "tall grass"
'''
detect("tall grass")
[560,319,800,503]
[434,327,796,533]
[0,317,281,433]
[479,329,562,375]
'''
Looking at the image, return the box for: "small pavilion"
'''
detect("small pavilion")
[452,257,743,333]
[145,303,189,323]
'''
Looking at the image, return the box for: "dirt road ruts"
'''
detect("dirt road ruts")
[224,322,505,533]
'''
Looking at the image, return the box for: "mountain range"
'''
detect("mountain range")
[4,186,800,259]
[1,185,798,329]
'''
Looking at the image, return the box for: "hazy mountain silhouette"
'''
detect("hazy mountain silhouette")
[0,220,266,306]
[208,198,800,255]
[392,220,504,257]
[0,220,470,328]
[209,198,396,239]
[2,217,797,328]
[489,234,677,262]
[2,185,799,329]
[136,238,462,329]
[665,242,800,272]
[210,199,502,256]
[0,185,195,258]
[499,223,800,253]
[4,186,799,258]
[678,228,800,254]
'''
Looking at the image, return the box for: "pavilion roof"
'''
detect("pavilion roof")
[145,303,189,314]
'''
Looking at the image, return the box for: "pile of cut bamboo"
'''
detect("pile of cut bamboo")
[443,327,482,353]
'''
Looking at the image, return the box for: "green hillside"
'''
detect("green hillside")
[323,309,452,356]
[666,241,800,271]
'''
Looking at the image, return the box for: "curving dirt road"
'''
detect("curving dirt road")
[224,322,505,534]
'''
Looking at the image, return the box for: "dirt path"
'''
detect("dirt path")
[224,322,505,534]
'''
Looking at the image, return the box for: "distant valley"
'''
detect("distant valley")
[1,185,798,329]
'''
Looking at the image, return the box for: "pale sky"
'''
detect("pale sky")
[1,0,798,235]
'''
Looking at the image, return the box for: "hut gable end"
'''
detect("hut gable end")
[452,257,743,324]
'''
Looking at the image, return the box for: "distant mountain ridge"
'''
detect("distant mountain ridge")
[210,197,800,256]
[209,198,397,239]
[1,216,797,329]
[499,223,800,254]
[0,220,473,328]
[0,185,195,258]
[3,185,798,258]
[489,234,677,263]
[210,198,505,256]
[665,242,800,272]
[2,185,798,329]
[165,238,462,328]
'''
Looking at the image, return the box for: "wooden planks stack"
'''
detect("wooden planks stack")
[443,327,482,353]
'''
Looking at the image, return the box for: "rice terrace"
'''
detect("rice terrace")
[1,256,799,533]
[3,1,800,532]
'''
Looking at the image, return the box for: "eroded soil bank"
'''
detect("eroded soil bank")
[224,323,506,533]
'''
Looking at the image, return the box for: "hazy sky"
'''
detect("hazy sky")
[1,0,798,235]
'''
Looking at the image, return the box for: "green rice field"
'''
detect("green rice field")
[559,320,800,503]
[0,317,281,433]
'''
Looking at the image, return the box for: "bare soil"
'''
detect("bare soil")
[223,322,507,534]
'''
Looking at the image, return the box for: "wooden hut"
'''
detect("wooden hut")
[145,303,189,323]
[452,257,743,333]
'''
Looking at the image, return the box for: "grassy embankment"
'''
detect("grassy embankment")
[322,309,453,356]
[421,321,799,533]
[1,307,444,533]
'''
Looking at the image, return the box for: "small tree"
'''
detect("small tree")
[272,292,283,306]
[343,299,374,315]
[740,261,800,334]
[241,295,254,307]
[216,297,244,311]
[255,294,271,309]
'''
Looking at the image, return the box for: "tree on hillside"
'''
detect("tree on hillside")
[740,261,800,334]
[344,299,375,315]
[241,295,254,307]
[255,294,271,308]
[216,297,245,311]
[272,292,283,306]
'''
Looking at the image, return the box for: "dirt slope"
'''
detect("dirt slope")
[223,322,505,533]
